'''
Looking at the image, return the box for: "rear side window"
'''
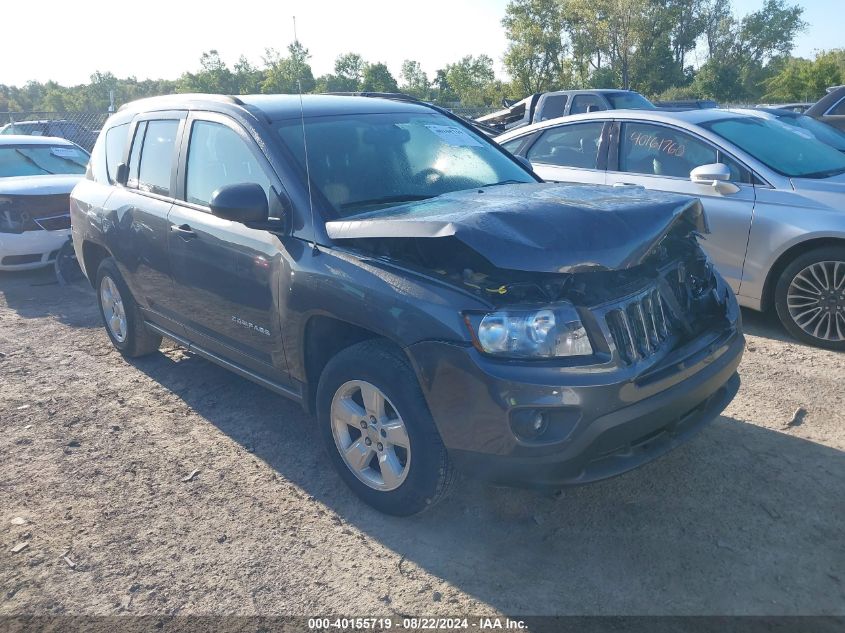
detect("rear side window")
[137,120,179,196]
[499,137,525,154]
[829,97,845,116]
[104,123,129,184]
[569,95,604,115]
[538,95,568,121]
[527,122,605,170]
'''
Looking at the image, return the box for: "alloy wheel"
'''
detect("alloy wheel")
[786,260,845,342]
[100,276,128,343]
[330,380,411,492]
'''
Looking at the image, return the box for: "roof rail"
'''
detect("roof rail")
[118,93,243,112]
[321,91,421,103]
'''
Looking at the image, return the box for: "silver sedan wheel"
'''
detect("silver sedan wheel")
[787,260,845,342]
[100,275,128,343]
[330,380,411,492]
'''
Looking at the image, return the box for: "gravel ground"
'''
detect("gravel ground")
[1,267,843,617]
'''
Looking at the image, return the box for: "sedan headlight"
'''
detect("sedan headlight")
[466,304,593,358]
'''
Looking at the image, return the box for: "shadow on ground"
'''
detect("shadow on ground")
[128,345,845,615]
[0,268,98,328]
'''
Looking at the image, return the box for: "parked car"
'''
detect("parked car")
[476,90,655,133]
[733,107,845,153]
[805,86,845,132]
[756,102,813,114]
[0,120,98,151]
[0,136,89,271]
[70,94,742,515]
[656,99,720,111]
[497,109,845,350]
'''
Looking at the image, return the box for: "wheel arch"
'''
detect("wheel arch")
[81,240,112,288]
[301,314,406,415]
[761,237,845,312]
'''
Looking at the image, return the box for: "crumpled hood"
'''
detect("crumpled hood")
[326,183,707,273]
[0,174,83,196]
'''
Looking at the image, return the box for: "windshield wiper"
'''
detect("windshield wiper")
[13,149,52,175]
[340,194,434,210]
[480,179,527,187]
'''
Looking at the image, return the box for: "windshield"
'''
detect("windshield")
[777,114,845,152]
[605,92,656,110]
[701,116,845,178]
[0,144,88,177]
[277,111,534,217]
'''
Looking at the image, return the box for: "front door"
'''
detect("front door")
[167,115,289,378]
[606,121,756,293]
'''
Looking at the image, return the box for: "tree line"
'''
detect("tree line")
[1,0,841,114]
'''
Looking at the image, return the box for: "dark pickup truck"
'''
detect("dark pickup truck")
[70,94,743,515]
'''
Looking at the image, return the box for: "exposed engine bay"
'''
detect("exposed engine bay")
[327,184,732,359]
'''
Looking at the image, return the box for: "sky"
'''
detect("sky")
[1,0,840,87]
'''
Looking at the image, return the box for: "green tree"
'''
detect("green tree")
[335,53,366,89]
[262,41,315,94]
[360,63,399,92]
[400,60,429,98]
[444,55,496,106]
[178,50,237,94]
[502,0,568,95]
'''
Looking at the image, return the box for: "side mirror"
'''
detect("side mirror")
[690,163,740,194]
[115,162,128,186]
[209,183,269,224]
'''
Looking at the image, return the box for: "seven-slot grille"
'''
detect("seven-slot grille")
[605,286,672,364]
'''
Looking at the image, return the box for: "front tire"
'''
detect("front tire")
[775,246,845,351]
[316,340,454,516]
[95,258,162,357]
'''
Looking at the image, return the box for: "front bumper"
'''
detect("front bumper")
[408,323,743,489]
[0,229,68,271]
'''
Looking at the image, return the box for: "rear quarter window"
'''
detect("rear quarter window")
[105,123,130,184]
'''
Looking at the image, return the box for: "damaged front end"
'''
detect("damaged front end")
[327,183,736,367]
[0,194,72,234]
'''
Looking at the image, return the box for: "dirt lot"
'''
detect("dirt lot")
[1,267,843,617]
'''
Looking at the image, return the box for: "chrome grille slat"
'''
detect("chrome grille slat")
[604,286,673,364]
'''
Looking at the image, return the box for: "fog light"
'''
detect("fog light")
[511,409,549,441]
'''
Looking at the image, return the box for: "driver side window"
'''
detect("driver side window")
[185,120,274,209]
[619,122,752,181]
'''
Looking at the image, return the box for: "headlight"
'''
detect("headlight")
[467,304,593,358]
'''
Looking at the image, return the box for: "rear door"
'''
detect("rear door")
[102,113,187,332]
[522,121,608,184]
[605,120,756,292]
[167,112,290,378]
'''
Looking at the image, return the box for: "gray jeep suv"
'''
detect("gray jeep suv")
[70,94,743,515]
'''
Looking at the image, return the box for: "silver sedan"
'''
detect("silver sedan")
[497,109,845,350]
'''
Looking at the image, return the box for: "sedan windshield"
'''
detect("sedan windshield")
[777,114,845,152]
[277,112,535,217]
[701,117,845,178]
[0,144,88,177]
[605,92,656,110]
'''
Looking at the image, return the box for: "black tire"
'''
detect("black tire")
[54,238,84,286]
[95,258,162,357]
[774,246,845,351]
[316,339,455,516]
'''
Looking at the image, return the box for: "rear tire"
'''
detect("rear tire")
[774,246,845,351]
[316,339,454,516]
[95,258,162,357]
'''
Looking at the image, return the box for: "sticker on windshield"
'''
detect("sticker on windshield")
[51,147,81,158]
[424,124,483,147]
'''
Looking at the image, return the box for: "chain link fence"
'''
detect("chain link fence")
[0,111,110,152]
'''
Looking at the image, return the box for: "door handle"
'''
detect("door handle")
[613,182,642,187]
[170,224,197,238]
